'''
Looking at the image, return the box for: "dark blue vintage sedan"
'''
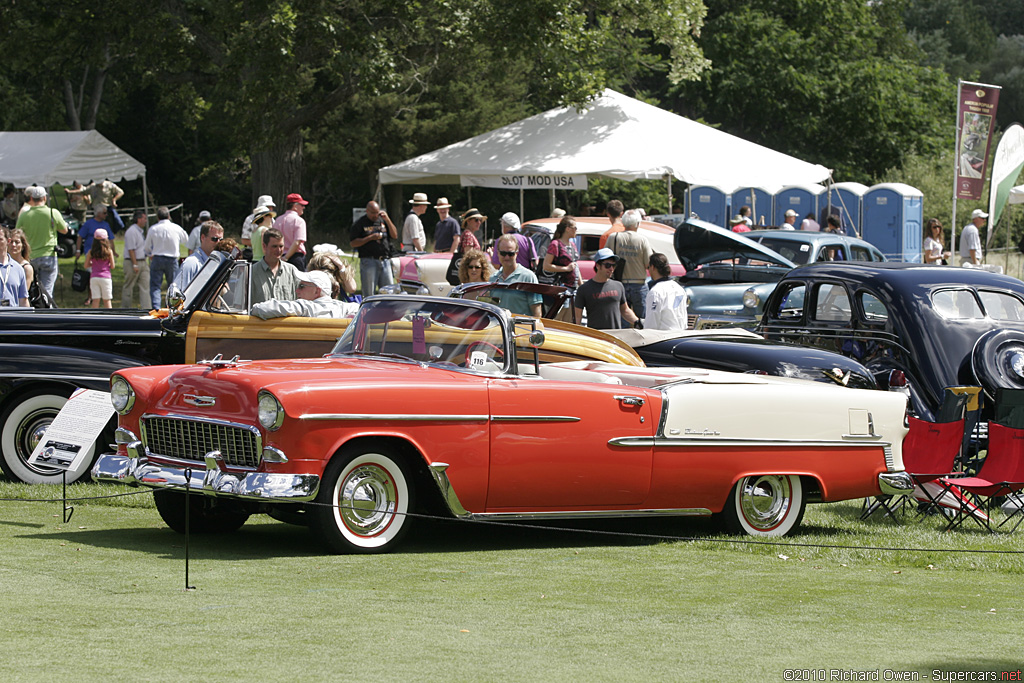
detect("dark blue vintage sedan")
[759,262,1024,421]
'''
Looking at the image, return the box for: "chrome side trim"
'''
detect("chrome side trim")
[883,445,895,472]
[841,434,883,440]
[0,372,112,383]
[425,462,711,520]
[657,389,671,436]
[490,415,581,423]
[609,436,892,448]
[300,413,489,422]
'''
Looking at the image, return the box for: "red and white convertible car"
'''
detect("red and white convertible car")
[93,295,912,553]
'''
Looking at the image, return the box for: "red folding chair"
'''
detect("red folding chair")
[939,421,1024,532]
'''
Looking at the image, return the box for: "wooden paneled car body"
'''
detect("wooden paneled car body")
[94,296,911,553]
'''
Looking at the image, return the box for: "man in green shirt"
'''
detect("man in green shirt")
[251,227,301,305]
[15,185,68,299]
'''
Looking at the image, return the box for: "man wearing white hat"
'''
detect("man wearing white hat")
[250,269,358,319]
[960,209,987,266]
[403,192,429,251]
[433,197,460,253]
[241,194,276,252]
[781,209,798,230]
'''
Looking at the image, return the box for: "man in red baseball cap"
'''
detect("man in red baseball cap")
[278,192,309,269]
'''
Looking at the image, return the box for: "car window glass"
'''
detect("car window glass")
[816,245,845,262]
[979,290,1024,321]
[771,283,805,319]
[850,246,871,261]
[813,283,851,322]
[932,289,984,319]
[756,238,810,265]
[579,235,601,261]
[859,292,889,323]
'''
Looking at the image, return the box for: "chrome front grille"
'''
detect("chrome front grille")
[141,415,262,469]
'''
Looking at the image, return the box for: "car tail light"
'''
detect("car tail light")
[887,370,907,389]
[743,369,770,375]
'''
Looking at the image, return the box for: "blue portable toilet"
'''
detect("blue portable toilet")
[774,184,825,227]
[731,186,777,227]
[862,183,924,262]
[821,182,868,237]
[687,186,729,226]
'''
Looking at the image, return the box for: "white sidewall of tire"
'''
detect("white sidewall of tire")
[330,452,410,550]
[732,474,804,537]
[1,393,94,484]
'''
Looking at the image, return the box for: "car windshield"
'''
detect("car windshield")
[755,237,813,265]
[331,298,508,374]
[453,281,572,321]
[180,252,230,309]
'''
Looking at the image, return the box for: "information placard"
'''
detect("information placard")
[27,389,114,471]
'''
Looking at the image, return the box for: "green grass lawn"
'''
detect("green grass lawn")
[0,481,1020,681]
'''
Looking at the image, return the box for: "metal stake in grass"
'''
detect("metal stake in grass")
[183,468,196,591]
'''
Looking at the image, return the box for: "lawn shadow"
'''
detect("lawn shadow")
[20,512,726,559]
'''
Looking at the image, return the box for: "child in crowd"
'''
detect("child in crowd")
[84,228,116,308]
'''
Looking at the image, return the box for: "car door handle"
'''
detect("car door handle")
[614,395,645,406]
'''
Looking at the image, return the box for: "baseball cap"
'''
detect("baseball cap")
[286,193,309,206]
[593,247,620,263]
[198,210,212,220]
[971,209,989,219]
[500,212,521,231]
[93,228,109,241]
[26,185,46,200]
[297,270,333,294]
[785,209,797,218]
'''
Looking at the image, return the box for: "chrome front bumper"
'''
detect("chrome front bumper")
[92,441,319,502]
[878,471,914,496]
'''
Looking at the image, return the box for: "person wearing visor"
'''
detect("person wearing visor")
[574,247,641,330]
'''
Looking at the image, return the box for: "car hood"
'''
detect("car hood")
[674,218,796,270]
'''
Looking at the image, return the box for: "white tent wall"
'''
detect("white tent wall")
[378,90,830,199]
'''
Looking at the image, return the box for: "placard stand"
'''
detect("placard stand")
[61,470,74,524]
[184,467,196,591]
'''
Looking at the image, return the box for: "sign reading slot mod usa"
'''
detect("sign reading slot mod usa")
[460,174,588,190]
[28,388,114,472]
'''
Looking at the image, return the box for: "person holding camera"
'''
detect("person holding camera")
[350,200,397,296]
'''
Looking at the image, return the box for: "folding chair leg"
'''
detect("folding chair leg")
[860,495,902,523]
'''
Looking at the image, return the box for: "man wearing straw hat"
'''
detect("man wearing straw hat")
[403,192,429,252]
[433,197,460,253]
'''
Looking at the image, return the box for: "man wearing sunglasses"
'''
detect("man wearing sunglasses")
[172,220,224,292]
[574,247,641,330]
[489,234,542,317]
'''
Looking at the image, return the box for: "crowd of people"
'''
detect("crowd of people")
[0,181,998,337]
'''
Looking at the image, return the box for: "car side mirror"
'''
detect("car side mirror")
[166,285,185,310]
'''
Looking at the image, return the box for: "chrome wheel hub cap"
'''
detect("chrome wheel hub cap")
[740,476,792,531]
[339,465,397,535]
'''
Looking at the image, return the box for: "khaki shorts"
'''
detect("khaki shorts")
[90,276,113,300]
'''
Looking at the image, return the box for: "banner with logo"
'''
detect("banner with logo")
[986,124,1024,249]
[956,82,1001,200]
[460,174,588,191]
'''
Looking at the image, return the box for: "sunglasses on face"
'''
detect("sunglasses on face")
[467,264,482,269]
[499,250,517,257]
[210,236,222,242]
[598,261,617,269]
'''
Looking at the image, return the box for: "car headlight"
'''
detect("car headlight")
[742,288,760,309]
[110,376,135,414]
[257,391,284,431]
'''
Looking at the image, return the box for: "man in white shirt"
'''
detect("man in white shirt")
[960,209,986,266]
[781,209,798,230]
[144,206,189,307]
[122,210,151,308]
[644,253,688,330]
[403,192,429,251]
[173,221,224,292]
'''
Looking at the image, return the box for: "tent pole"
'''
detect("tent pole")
[142,173,150,220]
[549,188,555,215]
[520,188,524,221]
[666,175,672,214]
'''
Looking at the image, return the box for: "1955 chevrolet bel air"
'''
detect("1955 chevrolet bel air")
[93,295,912,553]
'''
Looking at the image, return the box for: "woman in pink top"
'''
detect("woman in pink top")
[457,208,486,252]
[84,228,116,308]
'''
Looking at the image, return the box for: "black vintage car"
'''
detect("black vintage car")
[758,262,1024,421]
[452,281,882,391]
[0,253,352,484]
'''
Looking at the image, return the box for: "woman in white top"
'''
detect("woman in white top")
[923,218,951,264]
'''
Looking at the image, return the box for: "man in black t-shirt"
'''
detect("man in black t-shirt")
[574,248,641,330]
[350,201,398,297]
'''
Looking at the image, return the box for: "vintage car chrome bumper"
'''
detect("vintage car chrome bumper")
[878,471,913,496]
[92,440,319,502]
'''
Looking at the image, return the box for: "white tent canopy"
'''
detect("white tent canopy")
[1011,185,1024,205]
[379,89,830,191]
[0,130,146,187]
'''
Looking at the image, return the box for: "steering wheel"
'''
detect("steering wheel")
[463,341,504,368]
